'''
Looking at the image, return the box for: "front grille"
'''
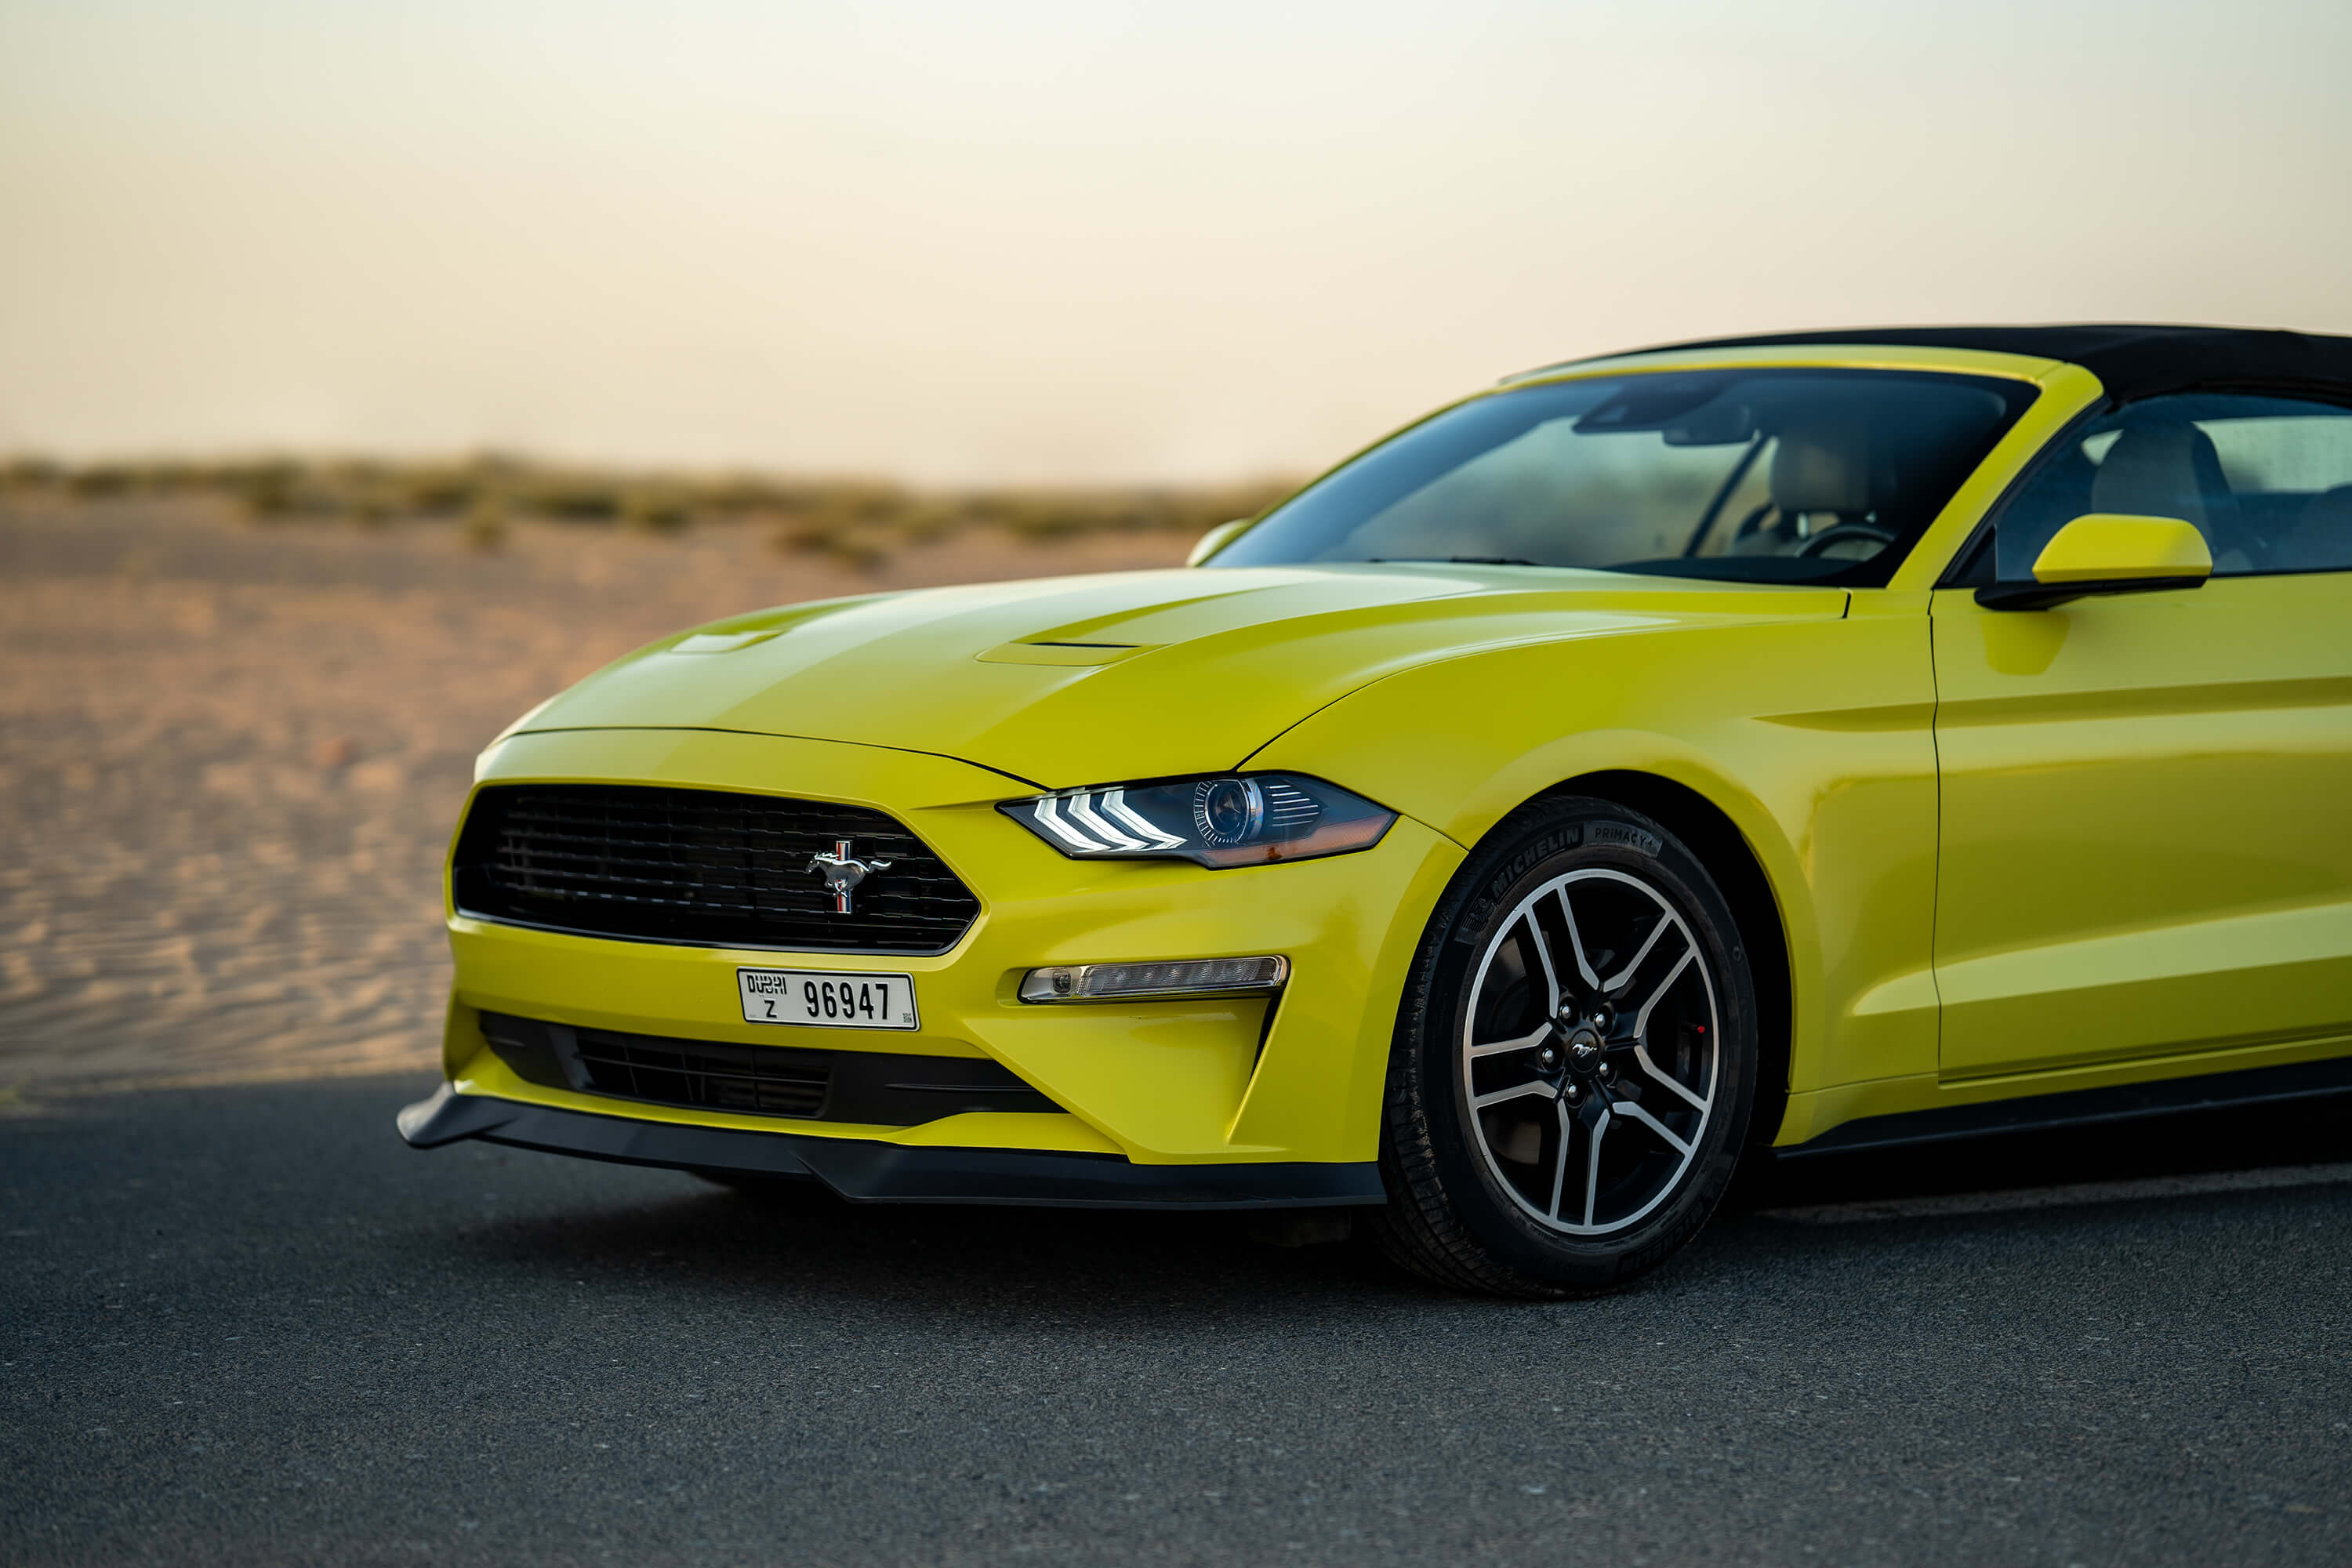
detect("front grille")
[479,1012,1059,1125]
[452,784,981,953]
[576,1027,830,1116]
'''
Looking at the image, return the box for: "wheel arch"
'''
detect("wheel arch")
[1505,768,1794,1149]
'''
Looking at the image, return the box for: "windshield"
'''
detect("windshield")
[1210,368,2036,584]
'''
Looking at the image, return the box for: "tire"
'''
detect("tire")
[1367,795,1759,1298]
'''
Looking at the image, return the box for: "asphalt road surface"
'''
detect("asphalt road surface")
[5,1076,2349,1566]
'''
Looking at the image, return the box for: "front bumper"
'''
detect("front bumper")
[422,726,1465,1187]
[396,1083,1385,1207]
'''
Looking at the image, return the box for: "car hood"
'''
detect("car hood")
[510,564,1848,789]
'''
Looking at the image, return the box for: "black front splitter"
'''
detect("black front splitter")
[396,1085,1387,1210]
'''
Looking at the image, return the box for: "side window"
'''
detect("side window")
[1984,391,2352,579]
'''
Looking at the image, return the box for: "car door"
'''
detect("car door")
[1929,390,2352,1081]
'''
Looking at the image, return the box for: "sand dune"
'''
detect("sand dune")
[0,499,1189,1091]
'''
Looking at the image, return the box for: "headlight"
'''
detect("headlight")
[1000,773,1396,868]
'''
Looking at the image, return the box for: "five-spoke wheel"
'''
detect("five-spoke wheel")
[1370,797,1758,1297]
[1461,868,1719,1235]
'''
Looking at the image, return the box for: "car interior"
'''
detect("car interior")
[1715,419,1902,563]
[1991,402,2352,580]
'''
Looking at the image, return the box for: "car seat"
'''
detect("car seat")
[2272,485,2352,572]
[1729,419,1873,554]
[2089,421,2249,572]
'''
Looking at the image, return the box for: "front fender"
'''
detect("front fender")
[1244,595,1944,1112]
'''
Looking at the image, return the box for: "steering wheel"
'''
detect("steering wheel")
[1795,521,1896,558]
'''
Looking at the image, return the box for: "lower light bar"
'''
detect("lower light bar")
[1019,956,1289,1004]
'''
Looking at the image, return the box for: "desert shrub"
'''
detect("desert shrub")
[523,475,623,523]
[462,495,508,552]
[3,456,64,490]
[694,476,815,517]
[230,461,307,518]
[67,463,142,499]
[396,469,480,516]
[13,450,1301,552]
[991,490,1150,541]
[770,520,889,569]
[620,488,693,534]
[895,499,963,544]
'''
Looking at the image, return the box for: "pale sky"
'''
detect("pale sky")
[3,0,2347,484]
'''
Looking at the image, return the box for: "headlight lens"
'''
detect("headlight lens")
[1001,773,1396,868]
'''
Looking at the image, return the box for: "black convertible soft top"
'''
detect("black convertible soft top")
[1573,324,2352,402]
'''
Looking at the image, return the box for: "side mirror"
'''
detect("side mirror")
[1187,517,1253,567]
[1976,514,2212,611]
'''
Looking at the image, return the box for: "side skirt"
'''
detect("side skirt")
[395,1086,1387,1210]
[1779,1054,2352,1159]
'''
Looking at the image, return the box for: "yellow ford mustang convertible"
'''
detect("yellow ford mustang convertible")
[401,325,2352,1296]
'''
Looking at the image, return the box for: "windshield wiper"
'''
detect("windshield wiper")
[1364,555,1541,566]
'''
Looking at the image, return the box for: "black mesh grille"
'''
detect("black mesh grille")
[478,1011,1058,1126]
[576,1028,830,1116]
[452,784,981,953]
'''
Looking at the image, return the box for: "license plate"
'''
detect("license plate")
[737,967,920,1030]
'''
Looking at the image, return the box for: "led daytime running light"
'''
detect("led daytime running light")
[1020,956,1289,1003]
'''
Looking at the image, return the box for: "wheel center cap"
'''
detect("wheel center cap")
[1565,1028,1604,1071]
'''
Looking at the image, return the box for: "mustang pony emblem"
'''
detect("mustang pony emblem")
[807,840,891,914]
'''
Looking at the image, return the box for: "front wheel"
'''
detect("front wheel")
[1369,797,1760,1297]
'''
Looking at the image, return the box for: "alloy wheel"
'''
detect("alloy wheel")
[1458,867,1720,1235]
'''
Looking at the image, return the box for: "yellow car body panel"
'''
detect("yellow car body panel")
[411,335,2352,1190]
[1929,569,2352,1080]
[1247,584,1944,1106]
[445,726,1462,1164]
[2030,514,2214,582]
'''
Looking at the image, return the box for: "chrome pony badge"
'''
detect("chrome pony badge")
[807,840,891,914]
